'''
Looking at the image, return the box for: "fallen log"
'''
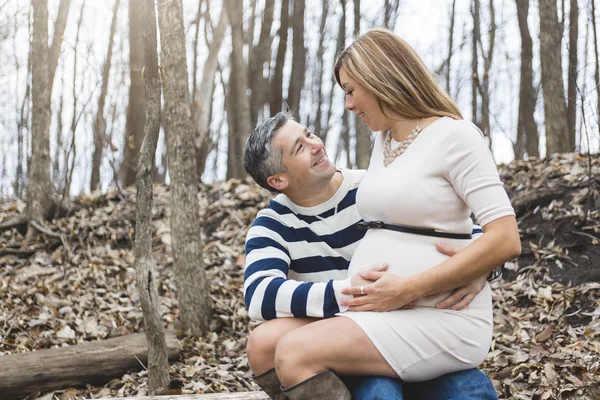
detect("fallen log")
[0,330,179,399]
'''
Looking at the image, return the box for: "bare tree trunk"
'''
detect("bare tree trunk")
[354,0,371,169]
[324,0,348,146]
[539,0,570,154]
[91,0,121,192]
[383,0,399,30]
[334,0,349,165]
[134,0,169,391]
[270,0,290,114]
[478,0,495,149]
[245,0,259,49]
[190,0,202,105]
[194,5,228,180]
[249,0,275,124]
[471,0,480,125]
[48,0,71,101]
[64,0,86,198]
[53,73,65,188]
[157,0,212,335]
[592,0,600,147]
[122,0,146,188]
[446,0,457,96]
[225,0,252,180]
[515,0,539,159]
[567,0,578,151]
[312,0,329,138]
[28,0,55,233]
[287,0,306,117]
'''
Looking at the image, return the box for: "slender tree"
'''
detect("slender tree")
[270,0,290,114]
[539,0,570,154]
[91,0,121,192]
[446,0,457,96]
[122,0,146,188]
[478,0,496,147]
[194,4,228,179]
[567,0,578,150]
[287,0,306,117]
[471,0,480,125]
[248,0,275,124]
[225,0,252,179]
[354,0,371,169]
[312,0,329,138]
[28,0,54,234]
[157,0,212,334]
[515,0,539,159]
[134,0,169,391]
[592,0,600,146]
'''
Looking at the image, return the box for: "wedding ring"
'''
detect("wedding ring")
[360,285,365,296]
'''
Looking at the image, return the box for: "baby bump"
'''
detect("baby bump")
[349,229,473,308]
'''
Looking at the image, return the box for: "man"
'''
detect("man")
[243,112,498,400]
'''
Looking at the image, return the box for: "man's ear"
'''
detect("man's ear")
[267,173,289,192]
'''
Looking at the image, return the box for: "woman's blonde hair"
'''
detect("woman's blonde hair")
[334,28,462,121]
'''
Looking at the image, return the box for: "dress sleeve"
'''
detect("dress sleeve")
[244,215,353,321]
[443,120,515,227]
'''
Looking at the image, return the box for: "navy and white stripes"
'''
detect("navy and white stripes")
[244,170,365,320]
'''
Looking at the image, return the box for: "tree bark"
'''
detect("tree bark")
[91,0,121,192]
[134,0,170,392]
[249,0,275,124]
[287,0,306,116]
[471,0,480,125]
[225,0,252,180]
[592,0,600,148]
[270,0,290,114]
[383,0,399,30]
[515,0,539,159]
[354,0,371,169]
[446,0,457,96]
[28,0,55,233]
[0,331,178,400]
[539,0,570,154]
[194,5,228,180]
[567,0,578,151]
[157,0,212,335]
[312,0,329,139]
[48,0,71,101]
[478,0,495,149]
[122,0,146,188]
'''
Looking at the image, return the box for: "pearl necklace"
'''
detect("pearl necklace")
[383,118,423,167]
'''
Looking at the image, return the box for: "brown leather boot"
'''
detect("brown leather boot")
[253,368,287,400]
[282,369,351,400]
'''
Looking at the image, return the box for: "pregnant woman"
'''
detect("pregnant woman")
[273,28,521,399]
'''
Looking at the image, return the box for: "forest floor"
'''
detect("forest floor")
[1,152,599,400]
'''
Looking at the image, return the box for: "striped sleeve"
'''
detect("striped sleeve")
[244,216,353,321]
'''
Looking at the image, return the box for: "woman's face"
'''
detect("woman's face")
[338,67,389,132]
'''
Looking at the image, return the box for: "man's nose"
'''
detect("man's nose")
[310,138,324,154]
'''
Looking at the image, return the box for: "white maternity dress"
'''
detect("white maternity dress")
[339,117,515,382]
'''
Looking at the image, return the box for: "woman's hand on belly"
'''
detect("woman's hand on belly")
[349,263,388,297]
[341,270,419,312]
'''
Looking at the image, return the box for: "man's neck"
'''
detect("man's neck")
[285,170,344,208]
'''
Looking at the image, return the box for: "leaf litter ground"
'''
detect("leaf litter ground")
[0,153,599,399]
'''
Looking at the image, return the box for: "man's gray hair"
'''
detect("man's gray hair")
[243,111,292,193]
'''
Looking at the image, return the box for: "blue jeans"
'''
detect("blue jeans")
[343,369,498,400]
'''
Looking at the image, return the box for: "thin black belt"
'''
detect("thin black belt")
[356,221,472,240]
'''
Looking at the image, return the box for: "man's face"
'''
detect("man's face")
[269,119,337,192]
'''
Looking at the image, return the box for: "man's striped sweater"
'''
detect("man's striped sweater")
[243,169,483,321]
